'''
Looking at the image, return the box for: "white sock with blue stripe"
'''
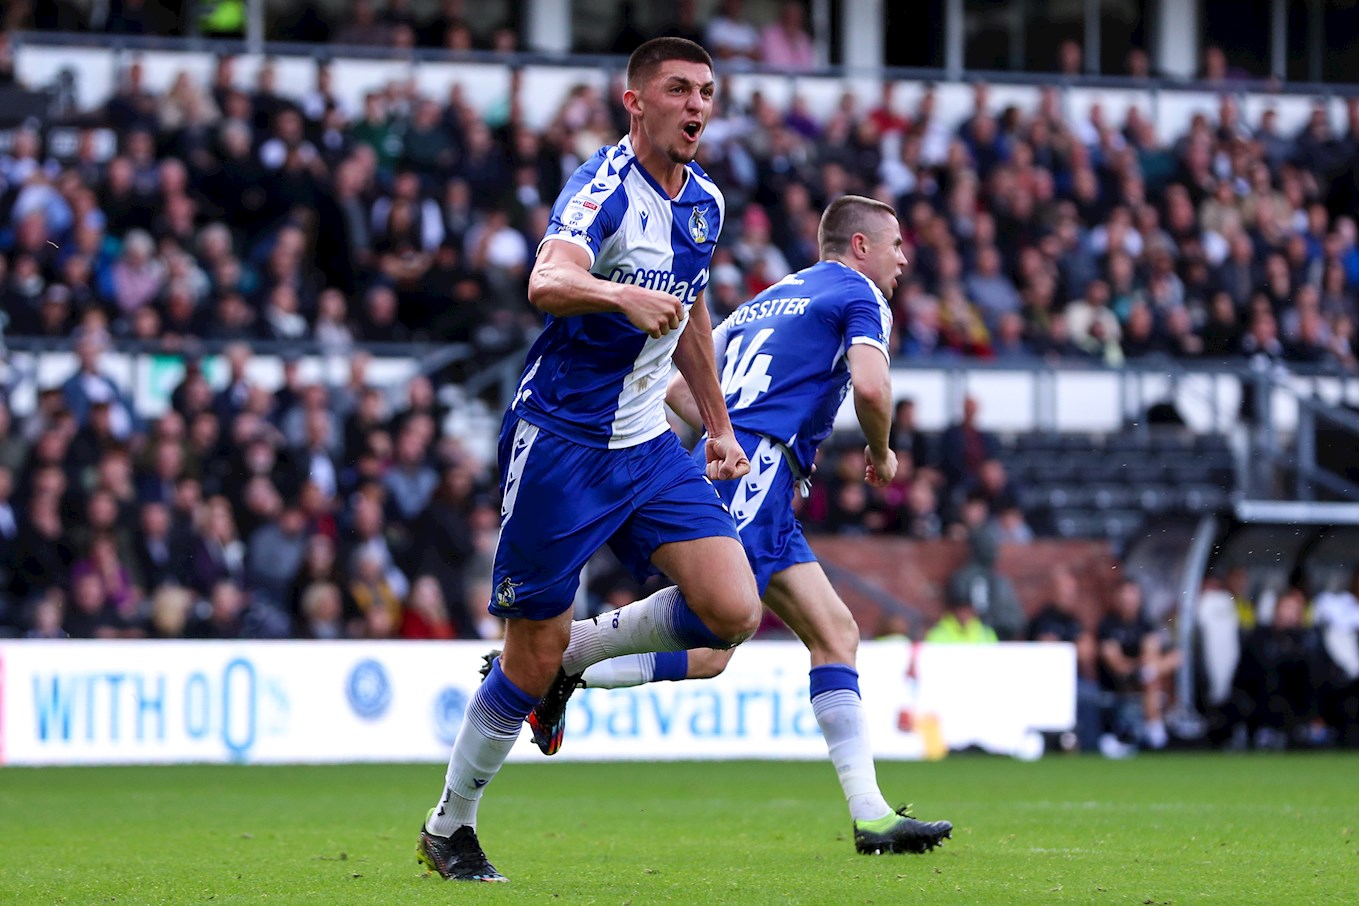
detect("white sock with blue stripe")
[561,586,727,677]
[580,651,689,688]
[428,660,537,835]
[810,664,892,823]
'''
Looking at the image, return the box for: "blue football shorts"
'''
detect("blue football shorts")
[488,415,741,620]
[698,427,818,597]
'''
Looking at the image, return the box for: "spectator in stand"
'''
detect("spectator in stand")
[402,574,455,640]
[926,585,998,644]
[346,492,408,600]
[706,0,762,64]
[659,0,705,46]
[964,244,1021,333]
[0,29,14,85]
[1065,278,1122,364]
[245,504,309,612]
[288,533,348,628]
[411,464,478,633]
[332,0,393,47]
[65,570,125,638]
[12,491,74,605]
[944,523,1025,641]
[761,1,816,72]
[732,205,792,294]
[0,466,18,596]
[889,398,934,476]
[61,327,136,440]
[1216,588,1333,749]
[967,457,1018,515]
[132,501,184,593]
[384,424,438,523]
[1313,567,1359,635]
[938,395,998,492]
[70,526,138,608]
[1029,566,1101,749]
[0,402,27,475]
[289,405,341,503]
[24,588,68,639]
[296,581,345,639]
[1098,578,1180,750]
[349,546,402,630]
[147,585,195,639]
[901,476,943,541]
[186,496,246,595]
[187,580,245,639]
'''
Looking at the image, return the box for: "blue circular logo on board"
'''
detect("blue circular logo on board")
[433,687,469,745]
[346,659,391,720]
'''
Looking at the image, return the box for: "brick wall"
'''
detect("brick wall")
[807,536,1121,638]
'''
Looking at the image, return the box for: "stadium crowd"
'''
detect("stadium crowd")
[0,4,1358,752]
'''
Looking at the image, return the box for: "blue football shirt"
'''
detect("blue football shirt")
[510,136,725,449]
[713,260,893,473]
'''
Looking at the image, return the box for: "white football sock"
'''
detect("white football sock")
[581,652,657,689]
[813,689,893,822]
[562,586,725,676]
[427,666,533,835]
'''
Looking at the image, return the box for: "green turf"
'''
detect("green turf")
[1,755,1356,904]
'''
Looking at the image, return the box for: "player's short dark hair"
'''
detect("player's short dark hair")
[627,37,713,89]
[818,195,899,257]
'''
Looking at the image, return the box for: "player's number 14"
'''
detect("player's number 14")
[721,328,775,410]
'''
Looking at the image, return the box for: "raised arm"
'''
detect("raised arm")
[847,344,896,487]
[527,240,684,337]
[672,293,748,480]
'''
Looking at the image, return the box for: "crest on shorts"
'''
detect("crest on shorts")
[688,205,710,244]
[495,577,522,610]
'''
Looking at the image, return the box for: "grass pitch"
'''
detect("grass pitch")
[1,754,1355,904]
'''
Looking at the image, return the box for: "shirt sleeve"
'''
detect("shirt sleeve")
[538,150,629,266]
[842,281,893,365]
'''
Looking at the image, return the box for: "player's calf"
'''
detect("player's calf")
[686,646,734,679]
[763,563,861,666]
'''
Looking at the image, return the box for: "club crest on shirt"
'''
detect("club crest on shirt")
[689,205,710,244]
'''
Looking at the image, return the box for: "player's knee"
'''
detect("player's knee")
[799,597,853,662]
[501,620,570,690]
[703,590,761,646]
[830,608,861,661]
[726,592,763,644]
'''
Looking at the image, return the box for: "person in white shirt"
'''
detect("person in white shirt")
[706,0,761,63]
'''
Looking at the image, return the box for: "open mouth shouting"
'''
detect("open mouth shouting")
[681,120,703,142]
